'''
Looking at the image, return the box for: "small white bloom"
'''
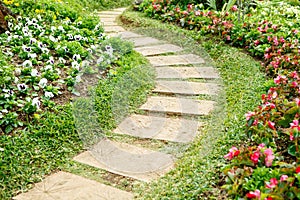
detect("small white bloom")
[58,26,65,32]
[22,60,32,67]
[14,77,19,83]
[77,21,82,26]
[45,91,54,98]
[97,57,104,64]
[47,57,55,65]
[32,97,41,109]
[38,78,47,88]
[67,34,73,40]
[72,61,80,70]
[29,53,37,59]
[5,31,11,36]
[31,18,38,24]
[72,54,81,61]
[17,83,27,91]
[49,35,57,42]
[51,26,56,32]
[17,16,22,21]
[1,109,8,114]
[31,69,39,77]
[74,35,82,41]
[41,48,49,54]
[75,75,81,83]
[15,68,21,76]
[22,45,32,52]
[30,38,37,44]
[38,42,44,49]
[58,57,66,64]
[44,65,53,71]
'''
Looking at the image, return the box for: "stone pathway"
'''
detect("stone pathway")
[14,8,220,199]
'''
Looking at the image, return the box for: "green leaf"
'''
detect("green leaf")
[288,145,296,156]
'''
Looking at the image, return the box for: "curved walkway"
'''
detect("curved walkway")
[14,8,220,200]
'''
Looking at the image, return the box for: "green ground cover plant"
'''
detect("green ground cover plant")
[135,0,300,198]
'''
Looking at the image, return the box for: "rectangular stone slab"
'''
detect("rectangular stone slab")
[108,31,143,39]
[154,80,219,95]
[140,96,215,116]
[147,54,205,66]
[125,37,162,47]
[13,171,133,200]
[74,139,174,182]
[98,15,118,18]
[104,25,126,33]
[114,114,201,143]
[156,67,219,79]
[134,44,183,56]
[98,11,123,15]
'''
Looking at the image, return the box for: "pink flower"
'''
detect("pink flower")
[290,120,299,130]
[291,81,298,88]
[258,143,265,150]
[280,175,288,182]
[280,37,285,43]
[267,121,276,130]
[195,10,201,16]
[226,35,231,41]
[264,148,275,167]
[246,190,260,199]
[251,151,260,164]
[264,53,272,59]
[266,178,278,189]
[267,36,271,42]
[296,98,300,106]
[182,11,189,15]
[224,146,240,160]
[293,29,299,34]
[273,36,279,46]
[245,111,255,121]
[187,4,193,11]
[254,40,260,46]
[290,71,299,79]
[231,5,238,11]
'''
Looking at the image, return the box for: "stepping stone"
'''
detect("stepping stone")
[147,54,205,67]
[104,25,126,33]
[107,31,144,39]
[156,67,219,79]
[113,8,127,12]
[125,37,162,47]
[140,96,215,116]
[154,80,219,95]
[114,114,201,143]
[100,18,117,23]
[99,14,118,18]
[98,11,123,15]
[74,139,174,182]
[13,171,133,200]
[135,44,183,56]
[102,21,119,26]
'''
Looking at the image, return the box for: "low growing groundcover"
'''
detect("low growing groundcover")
[133,0,300,198]
[0,0,154,199]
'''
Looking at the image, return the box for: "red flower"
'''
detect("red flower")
[246,190,260,199]
[296,166,300,174]
[267,121,276,130]
[265,197,273,200]
[266,178,278,189]
[224,146,240,160]
[251,152,260,164]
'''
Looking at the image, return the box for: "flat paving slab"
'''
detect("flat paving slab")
[98,14,118,19]
[147,54,205,66]
[156,67,219,79]
[13,171,133,200]
[108,31,144,39]
[98,11,124,15]
[125,37,162,47]
[154,80,219,95]
[100,18,117,23]
[104,25,126,33]
[140,96,215,116]
[134,44,183,56]
[115,114,200,143]
[74,139,174,182]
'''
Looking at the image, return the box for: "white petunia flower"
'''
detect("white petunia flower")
[44,65,53,71]
[74,35,82,41]
[47,57,55,65]
[1,109,8,113]
[22,60,32,67]
[31,69,39,77]
[30,38,37,44]
[49,35,57,42]
[29,53,37,59]
[72,54,81,61]
[41,48,49,54]
[45,91,54,98]
[32,97,41,109]
[15,68,21,76]
[22,45,32,52]
[14,77,19,84]
[51,26,56,32]
[58,57,66,64]
[67,34,73,40]
[58,26,65,32]
[17,83,27,91]
[38,78,47,88]
[72,61,80,70]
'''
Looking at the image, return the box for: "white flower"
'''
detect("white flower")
[30,38,37,44]
[58,57,66,64]
[31,69,39,77]
[44,65,53,71]
[31,18,38,24]
[22,60,32,67]
[38,42,44,49]
[58,26,65,32]
[67,34,73,40]
[32,97,41,109]
[14,77,19,84]
[72,61,80,70]
[75,75,81,83]
[17,83,27,91]
[41,48,49,54]
[17,16,22,21]
[74,35,82,41]
[49,35,57,42]
[47,57,55,65]
[97,56,104,64]
[77,21,82,26]
[45,91,54,98]
[29,53,37,59]
[38,78,47,88]
[22,45,32,52]
[3,89,14,98]
[51,26,56,32]
[15,68,21,76]
[1,109,8,114]
[72,54,81,61]
[5,31,11,36]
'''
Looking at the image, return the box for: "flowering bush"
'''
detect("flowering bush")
[0,0,133,134]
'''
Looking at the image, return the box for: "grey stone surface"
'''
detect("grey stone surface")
[74,139,174,182]
[102,21,119,26]
[100,18,117,23]
[154,80,219,95]
[140,96,215,116]
[13,172,133,200]
[114,114,201,143]
[134,44,183,56]
[99,14,118,19]
[147,54,205,66]
[104,25,126,33]
[125,37,162,47]
[108,31,143,39]
[156,67,219,79]
[98,11,123,15]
